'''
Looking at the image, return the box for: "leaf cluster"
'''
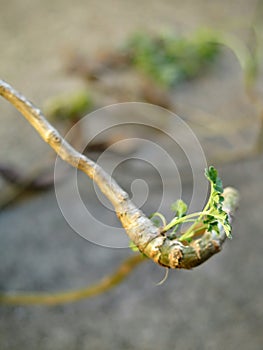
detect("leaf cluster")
[147,166,232,245]
[202,166,232,238]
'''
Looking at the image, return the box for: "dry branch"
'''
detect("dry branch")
[0,80,239,269]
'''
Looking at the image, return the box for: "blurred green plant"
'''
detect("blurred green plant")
[124,29,220,87]
[44,89,93,122]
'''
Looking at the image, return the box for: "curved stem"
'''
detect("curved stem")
[163,211,203,232]
[149,212,167,227]
[0,80,239,270]
[0,254,145,305]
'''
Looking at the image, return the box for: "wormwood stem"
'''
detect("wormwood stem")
[0,80,239,273]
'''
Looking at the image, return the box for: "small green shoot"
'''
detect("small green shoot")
[171,199,188,218]
[168,199,188,239]
[149,166,232,244]
[149,212,167,227]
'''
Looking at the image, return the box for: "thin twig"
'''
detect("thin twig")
[0,80,239,269]
[0,254,145,305]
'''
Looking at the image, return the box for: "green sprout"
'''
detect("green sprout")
[152,166,232,243]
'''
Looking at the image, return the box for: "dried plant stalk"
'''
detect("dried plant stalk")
[0,80,239,269]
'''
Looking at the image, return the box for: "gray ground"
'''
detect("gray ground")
[1,1,263,349]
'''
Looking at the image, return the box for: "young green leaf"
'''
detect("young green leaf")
[167,199,188,239]
[205,165,223,193]
[160,166,232,242]
[171,199,188,218]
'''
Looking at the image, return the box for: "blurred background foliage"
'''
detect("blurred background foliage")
[124,29,220,87]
